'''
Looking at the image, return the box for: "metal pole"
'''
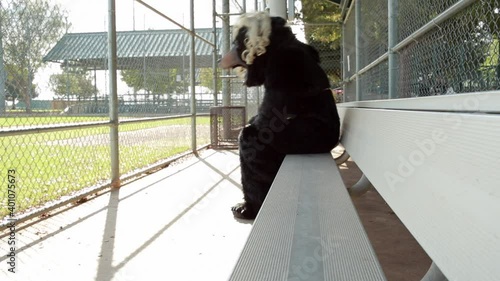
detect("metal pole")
[27,62,32,113]
[65,61,70,102]
[268,0,287,18]
[254,0,261,110]
[242,0,248,108]
[355,0,361,101]
[94,66,98,109]
[108,0,120,188]
[212,0,219,106]
[222,0,230,106]
[132,0,136,31]
[26,24,32,113]
[190,0,197,152]
[287,0,295,21]
[356,52,388,77]
[0,20,5,114]
[388,0,398,99]
[342,20,346,103]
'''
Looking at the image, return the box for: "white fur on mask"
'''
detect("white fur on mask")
[232,12,272,65]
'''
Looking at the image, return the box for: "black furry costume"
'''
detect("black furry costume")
[219,14,340,219]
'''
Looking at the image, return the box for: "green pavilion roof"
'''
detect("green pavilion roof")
[44,28,222,70]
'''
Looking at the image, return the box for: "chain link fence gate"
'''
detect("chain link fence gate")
[0,0,229,226]
[343,0,500,101]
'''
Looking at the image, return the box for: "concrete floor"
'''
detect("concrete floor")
[0,148,430,281]
[1,149,253,281]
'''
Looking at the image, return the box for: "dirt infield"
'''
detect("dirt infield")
[339,158,432,281]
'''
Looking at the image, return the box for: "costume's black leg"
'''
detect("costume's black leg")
[233,124,284,219]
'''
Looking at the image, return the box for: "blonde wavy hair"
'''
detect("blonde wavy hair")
[232,12,272,65]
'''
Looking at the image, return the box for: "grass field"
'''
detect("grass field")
[1,115,210,217]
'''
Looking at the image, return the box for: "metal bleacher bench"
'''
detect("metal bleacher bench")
[228,92,500,281]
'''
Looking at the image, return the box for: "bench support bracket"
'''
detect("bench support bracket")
[421,262,448,281]
[348,174,373,197]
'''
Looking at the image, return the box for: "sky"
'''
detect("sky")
[52,0,224,33]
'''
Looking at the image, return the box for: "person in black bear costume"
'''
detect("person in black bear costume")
[219,12,340,220]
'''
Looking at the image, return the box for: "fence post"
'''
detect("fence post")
[355,0,361,101]
[108,0,120,187]
[0,22,5,114]
[388,0,399,99]
[212,0,219,106]
[220,0,232,140]
[242,0,248,108]
[221,0,230,106]
[0,3,5,114]
[341,18,346,103]
[268,0,287,18]
[190,0,197,152]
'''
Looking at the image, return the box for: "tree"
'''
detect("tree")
[121,68,183,103]
[477,1,500,89]
[300,0,342,46]
[199,67,221,93]
[49,66,96,100]
[5,63,38,109]
[1,0,67,112]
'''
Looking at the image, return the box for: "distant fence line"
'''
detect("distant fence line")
[8,97,228,115]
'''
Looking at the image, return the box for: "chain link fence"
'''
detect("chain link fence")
[343,0,500,100]
[286,22,343,103]
[0,0,238,224]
